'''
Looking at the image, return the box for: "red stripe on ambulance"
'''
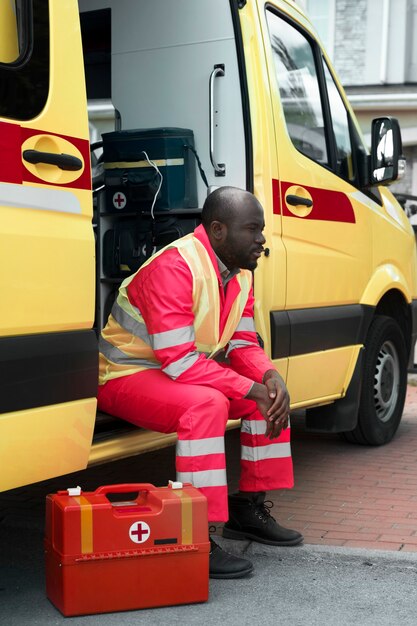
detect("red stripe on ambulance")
[0,121,23,184]
[20,126,91,190]
[272,178,356,223]
[0,120,91,190]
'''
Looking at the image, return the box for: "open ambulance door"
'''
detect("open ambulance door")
[258,0,373,410]
[0,0,97,492]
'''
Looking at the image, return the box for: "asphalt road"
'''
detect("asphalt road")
[1,433,417,625]
[2,523,417,625]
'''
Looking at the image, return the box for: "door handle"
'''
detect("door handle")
[285,194,313,208]
[209,64,226,177]
[23,149,83,171]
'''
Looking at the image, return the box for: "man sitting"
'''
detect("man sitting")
[98,186,303,579]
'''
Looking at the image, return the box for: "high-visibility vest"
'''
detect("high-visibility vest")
[99,233,252,384]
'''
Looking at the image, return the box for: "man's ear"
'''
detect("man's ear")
[210,220,227,241]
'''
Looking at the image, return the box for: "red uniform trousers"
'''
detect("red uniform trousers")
[97,367,294,522]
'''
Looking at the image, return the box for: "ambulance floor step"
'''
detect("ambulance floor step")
[89,413,240,466]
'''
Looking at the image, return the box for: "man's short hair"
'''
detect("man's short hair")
[201,186,244,228]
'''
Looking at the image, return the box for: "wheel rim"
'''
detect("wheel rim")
[373,339,400,423]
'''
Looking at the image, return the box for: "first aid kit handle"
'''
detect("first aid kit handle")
[95,484,156,495]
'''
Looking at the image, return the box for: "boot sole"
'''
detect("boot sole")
[222,527,304,546]
[209,564,254,579]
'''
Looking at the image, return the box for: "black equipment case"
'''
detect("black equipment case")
[102,216,195,279]
[102,127,199,213]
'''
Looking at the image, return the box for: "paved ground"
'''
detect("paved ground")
[271,383,417,552]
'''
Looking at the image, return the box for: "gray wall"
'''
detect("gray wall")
[333,0,367,86]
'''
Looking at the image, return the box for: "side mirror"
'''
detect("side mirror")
[370,117,406,186]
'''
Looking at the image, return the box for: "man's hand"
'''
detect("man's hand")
[263,369,290,438]
[246,370,290,439]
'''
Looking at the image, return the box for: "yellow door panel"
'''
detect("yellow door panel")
[287,345,361,409]
[0,398,97,492]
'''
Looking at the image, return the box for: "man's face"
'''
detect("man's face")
[217,199,266,271]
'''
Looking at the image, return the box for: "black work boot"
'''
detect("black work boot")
[209,536,254,579]
[222,492,303,546]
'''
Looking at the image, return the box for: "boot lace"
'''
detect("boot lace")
[254,500,276,524]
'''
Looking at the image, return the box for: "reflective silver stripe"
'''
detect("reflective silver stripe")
[241,442,291,462]
[241,420,266,435]
[176,437,225,457]
[0,182,81,214]
[99,336,159,368]
[151,325,195,350]
[226,339,258,356]
[236,317,256,332]
[111,300,151,343]
[241,419,291,436]
[176,469,228,488]
[163,351,199,379]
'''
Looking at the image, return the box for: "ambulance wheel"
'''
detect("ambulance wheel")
[343,315,407,446]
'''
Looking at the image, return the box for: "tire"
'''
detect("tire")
[343,315,408,446]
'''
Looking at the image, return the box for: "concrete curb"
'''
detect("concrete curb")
[216,535,417,564]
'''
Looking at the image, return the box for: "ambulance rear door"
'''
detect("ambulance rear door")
[0,0,97,491]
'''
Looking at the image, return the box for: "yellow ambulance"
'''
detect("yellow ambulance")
[1,0,416,492]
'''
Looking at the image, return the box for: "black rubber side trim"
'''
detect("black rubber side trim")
[305,347,364,433]
[407,299,417,369]
[271,304,374,359]
[270,311,290,358]
[0,330,98,414]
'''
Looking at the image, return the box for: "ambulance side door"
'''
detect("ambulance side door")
[259,2,373,408]
[0,0,97,491]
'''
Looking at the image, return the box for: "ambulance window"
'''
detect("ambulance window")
[0,0,49,120]
[266,9,329,166]
[323,59,355,182]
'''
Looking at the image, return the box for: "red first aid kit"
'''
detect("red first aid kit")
[44,482,209,616]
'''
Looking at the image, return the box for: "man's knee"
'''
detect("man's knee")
[189,387,230,417]
[177,387,230,438]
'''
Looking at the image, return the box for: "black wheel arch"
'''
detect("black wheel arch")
[374,289,412,361]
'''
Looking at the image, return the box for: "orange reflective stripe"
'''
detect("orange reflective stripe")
[74,496,93,554]
[102,316,153,359]
[172,489,193,545]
